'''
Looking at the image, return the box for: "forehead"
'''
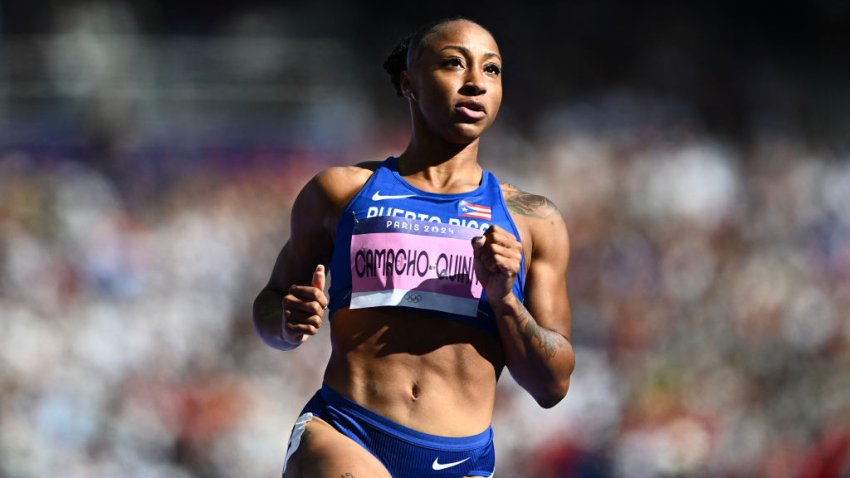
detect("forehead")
[421,21,500,57]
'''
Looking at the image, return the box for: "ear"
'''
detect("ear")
[400,71,416,101]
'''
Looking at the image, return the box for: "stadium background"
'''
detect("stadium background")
[2,1,849,476]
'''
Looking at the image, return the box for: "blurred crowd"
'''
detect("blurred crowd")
[3,90,849,477]
[492,93,850,477]
[2,2,850,478]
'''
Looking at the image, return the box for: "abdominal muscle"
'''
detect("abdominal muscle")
[321,307,504,437]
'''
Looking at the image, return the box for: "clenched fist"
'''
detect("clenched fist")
[471,225,522,304]
[281,264,328,346]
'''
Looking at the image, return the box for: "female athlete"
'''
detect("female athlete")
[253,17,575,478]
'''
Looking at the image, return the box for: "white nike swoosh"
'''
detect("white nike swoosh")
[432,457,470,471]
[372,191,415,201]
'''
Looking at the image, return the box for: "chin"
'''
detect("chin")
[443,123,489,144]
[444,132,483,145]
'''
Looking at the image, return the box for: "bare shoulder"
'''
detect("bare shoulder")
[500,183,562,221]
[289,161,381,246]
[310,162,380,209]
[500,183,568,258]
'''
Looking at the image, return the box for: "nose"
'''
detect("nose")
[459,67,486,96]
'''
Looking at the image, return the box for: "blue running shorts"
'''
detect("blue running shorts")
[284,384,495,477]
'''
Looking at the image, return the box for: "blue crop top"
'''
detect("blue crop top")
[328,157,525,335]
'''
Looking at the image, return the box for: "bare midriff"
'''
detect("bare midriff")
[322,307,504,437]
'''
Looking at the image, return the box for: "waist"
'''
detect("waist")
[323,308,503,436]
[318,383,494,447]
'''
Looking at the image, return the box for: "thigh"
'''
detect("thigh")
[284,417,392,478]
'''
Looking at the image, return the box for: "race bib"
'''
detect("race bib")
[350,216,483,317]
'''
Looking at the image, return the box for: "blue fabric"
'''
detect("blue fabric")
[299,384,496,477]
[328,157,525,334]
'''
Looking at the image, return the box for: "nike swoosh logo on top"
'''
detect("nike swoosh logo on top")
[432,457,470,471]
[372,191,415,201]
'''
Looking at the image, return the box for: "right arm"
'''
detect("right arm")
[252,165,373,351]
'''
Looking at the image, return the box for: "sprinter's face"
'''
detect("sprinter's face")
[402,20,503,144]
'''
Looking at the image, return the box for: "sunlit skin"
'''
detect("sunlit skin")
[402,21,503,146]
[253,19,575,478]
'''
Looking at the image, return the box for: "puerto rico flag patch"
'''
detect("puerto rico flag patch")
[458,200,491,221]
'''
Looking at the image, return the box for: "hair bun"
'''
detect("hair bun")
[383,36,411,97]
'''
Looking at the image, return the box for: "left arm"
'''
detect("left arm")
[472,190,575,408]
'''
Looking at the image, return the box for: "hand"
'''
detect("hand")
[471,225,522,303]
[281,264,328,346]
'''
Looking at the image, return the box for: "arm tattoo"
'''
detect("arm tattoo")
[517,303,562,359]
[503,185,558,219]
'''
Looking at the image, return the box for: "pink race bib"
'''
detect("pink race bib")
[349,216,483,317]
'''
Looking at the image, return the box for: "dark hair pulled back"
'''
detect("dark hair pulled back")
[382,16,480,97]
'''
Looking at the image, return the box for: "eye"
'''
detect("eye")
[485,63,502,75]
[442,57,464,68]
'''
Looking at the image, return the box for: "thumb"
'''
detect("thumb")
[312,264,326,291]
[471,236,486,250]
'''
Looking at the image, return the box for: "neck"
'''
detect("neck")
[396,129,483,192]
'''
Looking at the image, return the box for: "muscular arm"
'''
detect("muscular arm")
[485,186,575,408]
[253,166,373,351]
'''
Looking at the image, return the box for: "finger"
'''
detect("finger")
[477,247,520,274]
[284,295,326,317]
[284,321,319,337]
[486,224,521,243]
[491,255,520,276]
[474,242,499,271]
[285,311,322,330]
[487,227,520,247]
[471,237,486,266]
[485,242,522,261]
[281,330,308,345]
[312,264,326,291]
[283,308,323,328]
[474,249,500,273]
[477,243,519,265]
[483,224,509,241]
[471,236,486,250]
[288,285,329,309]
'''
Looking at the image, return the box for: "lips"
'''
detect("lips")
[455,101,487,120]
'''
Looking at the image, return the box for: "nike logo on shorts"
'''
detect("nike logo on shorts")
[432,457,470,470]
[372,191,415,201]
